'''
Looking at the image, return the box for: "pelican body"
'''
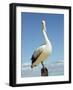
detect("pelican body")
[31,20,52,68]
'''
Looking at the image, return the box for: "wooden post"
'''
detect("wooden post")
[41,67,48,76]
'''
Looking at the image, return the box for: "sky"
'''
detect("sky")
[21,12,64,65]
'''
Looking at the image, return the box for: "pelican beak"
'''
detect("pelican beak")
[42,20,46,31]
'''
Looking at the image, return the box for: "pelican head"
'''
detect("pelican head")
[42,20,46,32]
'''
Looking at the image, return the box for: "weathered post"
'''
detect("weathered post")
[41,67,48,76]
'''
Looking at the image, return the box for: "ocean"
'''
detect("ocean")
[21,62,64,77]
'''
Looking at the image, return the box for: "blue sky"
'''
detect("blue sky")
[21,12,64,65]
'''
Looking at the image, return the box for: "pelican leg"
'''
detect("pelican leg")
[41,61,44,68]
[41,61,48,76]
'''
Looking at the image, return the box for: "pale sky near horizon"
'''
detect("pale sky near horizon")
[21,12,64,65]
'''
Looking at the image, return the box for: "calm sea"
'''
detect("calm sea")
[21,62,64,77]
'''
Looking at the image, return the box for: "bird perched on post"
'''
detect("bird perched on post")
[31,20,52,68]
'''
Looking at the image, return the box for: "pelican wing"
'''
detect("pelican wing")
[31,45,45,64]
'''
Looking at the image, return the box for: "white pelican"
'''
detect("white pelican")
[31,20,52,68]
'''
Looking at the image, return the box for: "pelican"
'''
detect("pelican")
[31,20,52,68]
